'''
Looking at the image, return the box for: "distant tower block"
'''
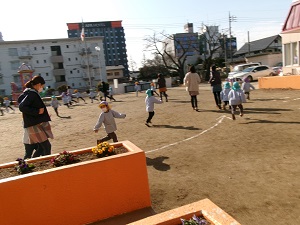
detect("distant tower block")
[0,32,3,41]
[184,23,194,33]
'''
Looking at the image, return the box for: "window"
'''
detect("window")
[42,46,44,50]
[75,57,78,61]
[34,47,37,50]
[68,58,71,61]
[44,60,46,63]
[284,43,291,66]
[36,60,39,64]
[0,74,3,84]
[77,70,80,73]
[115,72,120,75]
[46,73,49,76]
[11,61,20,70]
[70,71,73,74]
[8,48,18,56]
[292,42,298,64]
[72,83,75,87]
[66,45,69,48]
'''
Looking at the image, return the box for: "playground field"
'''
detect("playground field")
[0,84,299,225]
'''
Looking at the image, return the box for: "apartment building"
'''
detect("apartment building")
[66,21,129,77]
[0,37,106,96]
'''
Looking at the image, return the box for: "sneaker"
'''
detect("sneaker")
[232,114,236,120]
[240,113,244,117]
[145,123,151,127]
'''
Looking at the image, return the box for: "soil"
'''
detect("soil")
[0,147,128,180]
[1,82,300,225]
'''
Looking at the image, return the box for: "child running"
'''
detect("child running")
[3,97,15,113]
[220,82,231,110]
[50,96,61,117]
[93,101,126,143]
[241,77,255,100]
[228,82,247,120]
[145,89,163,127]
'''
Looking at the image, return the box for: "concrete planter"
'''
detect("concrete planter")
[128,198,241,225]
[259,75,300,89]
[0,140,151,225]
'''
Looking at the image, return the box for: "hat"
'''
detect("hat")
[98,101,110,109]
[232,82,241,90]
[146,89,153,97]
[243,77,250,83]
[224,82,231,89]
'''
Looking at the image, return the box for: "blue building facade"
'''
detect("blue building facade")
[67,21,129,76]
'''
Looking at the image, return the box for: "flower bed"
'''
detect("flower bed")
[128,198,241,225]
[0,140,151,225]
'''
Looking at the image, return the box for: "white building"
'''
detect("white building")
[0,37,106,96]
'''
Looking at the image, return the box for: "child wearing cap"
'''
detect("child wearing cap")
[145,89,163,127]
[93,101,126,143]
[241,77,255,100]
[50,96,61,117]
[228,82,247,120]
[220,82,231,110]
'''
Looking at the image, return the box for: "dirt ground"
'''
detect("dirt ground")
[0,83,300,225]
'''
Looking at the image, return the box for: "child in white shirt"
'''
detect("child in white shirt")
[145,89,163,127]
[228,82,247,120]
[242,77,255,100]
[50,96,61,117]
[220,82,231,110]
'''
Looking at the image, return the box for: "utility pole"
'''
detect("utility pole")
[229,12,237,63]
[248,31,250,56]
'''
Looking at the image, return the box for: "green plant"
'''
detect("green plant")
[15,158,35,174]
[50,151,78,167]
[92,142,116,158]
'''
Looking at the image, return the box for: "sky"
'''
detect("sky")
[0,0,294,69]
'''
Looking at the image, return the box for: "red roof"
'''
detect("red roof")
[282,1,300,33]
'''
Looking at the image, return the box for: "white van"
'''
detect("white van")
[228,63,261,76]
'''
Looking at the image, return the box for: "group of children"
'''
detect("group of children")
[220,78,255,120]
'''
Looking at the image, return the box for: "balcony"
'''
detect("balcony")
[18,52,32,59]
[54,81,67,89]
[53,69,66,76]
[50,55,64,63]
[79,48,92,56]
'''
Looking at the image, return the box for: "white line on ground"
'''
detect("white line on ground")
[145,115,232,154]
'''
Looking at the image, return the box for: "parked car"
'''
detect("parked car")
[228,62,261,77]
[227,65,275,82]
[272,62,283,75]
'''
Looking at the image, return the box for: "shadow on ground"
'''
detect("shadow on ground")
[152,124,201,130]
[146,156,170,171]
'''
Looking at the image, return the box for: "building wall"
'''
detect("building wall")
[281,32,300,75]
[245,53,282,67]
[67,21,129,76]
[0,37,106,96]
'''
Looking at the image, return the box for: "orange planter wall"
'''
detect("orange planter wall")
[0,141,151,225]
[128,198,241,225]
[259,75,300,89]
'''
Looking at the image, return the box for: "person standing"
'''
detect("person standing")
[208,65,222,109]
[184,65,201,111]
[156,74,168,102]
[145,89,163,127]
[93,101,126,143]
[228,82,247,120]
[134,82,141,97]
[18,76,53,157]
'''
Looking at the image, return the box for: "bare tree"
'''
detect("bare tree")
[144,25,223,83]
[144,31,198,82]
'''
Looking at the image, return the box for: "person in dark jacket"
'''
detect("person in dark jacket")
[208,65,222,109]
[18,76,53,158]
[156,74,168,102]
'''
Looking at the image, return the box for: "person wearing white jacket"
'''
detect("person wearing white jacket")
[145,89,163,127]
[184,65,201,111]
[228,82,247,120]
[220,82,231,110]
